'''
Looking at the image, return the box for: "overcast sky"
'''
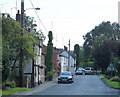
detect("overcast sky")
[0,0,119,50]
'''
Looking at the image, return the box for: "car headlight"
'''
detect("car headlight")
[68,76,72,79]
[58,76,61,79]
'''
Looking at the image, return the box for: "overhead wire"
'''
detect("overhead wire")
[29,0,75,49]
[29,0,48,33]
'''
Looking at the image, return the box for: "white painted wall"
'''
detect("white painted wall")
[59,51,69,72]
[69,55,74,74]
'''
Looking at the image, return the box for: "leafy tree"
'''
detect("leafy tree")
[83,21,120,73]
[79,46,85,67]
[24,14,37,34]
[74,44,80,69]
[114,42,120,77]
[45,31,54,81]
[83,21,120,61]
[82,61,94,68]
[2,14,37,86]
[93,40,118,72]
[114,57,120,77]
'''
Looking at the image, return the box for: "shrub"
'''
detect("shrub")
[3,81,16,88]
[105,75,111,79]
[46,71,53,81]
[105,70,117,78]
[110,76,120,82]
[57,71,60,76]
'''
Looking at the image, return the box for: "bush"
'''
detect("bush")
[57,71,60,76]
[110,76,120,82]
[3,81,16,88]
[105,70,117,78]
[46,71,53,81]
[105,75,111,79]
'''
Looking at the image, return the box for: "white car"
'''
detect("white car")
[85,67,94,75]
[76,69,83,75]
[76,68,85,75]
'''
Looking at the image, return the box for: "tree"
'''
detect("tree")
[74,44,80,69]
[24,14,37,34]
[2,14,37,86]
[45,31,54,81]
[83,21,120,61]
[114,42,120,77]
[79,46,85,66]
[93,40,118,72]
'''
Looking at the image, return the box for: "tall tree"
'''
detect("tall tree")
[83,21,120,61]
[79,46,85,66]
[74,44,80,69]
[24,14,37,34]
[2,14,37,85]
[93,40,118,72]
[45,31,54,81]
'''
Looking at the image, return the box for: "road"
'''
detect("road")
[29,75,119,95]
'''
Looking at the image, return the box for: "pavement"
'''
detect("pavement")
[13,77,58,96]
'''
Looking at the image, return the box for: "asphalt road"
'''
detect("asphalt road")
[29,75,119,95]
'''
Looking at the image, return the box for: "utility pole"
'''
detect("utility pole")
[19,0,24,87]
[68,39,70,71]
[21,0,24,28]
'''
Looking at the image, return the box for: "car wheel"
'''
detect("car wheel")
[58,81,60,84]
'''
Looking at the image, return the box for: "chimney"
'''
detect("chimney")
[16,10,21,23]
[64,46,68,51]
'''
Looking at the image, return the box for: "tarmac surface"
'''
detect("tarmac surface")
[12,75,120,96]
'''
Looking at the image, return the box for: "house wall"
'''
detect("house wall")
[34,46,42,86]
[24,45,43,87]
[53,48,60,78]
[41,45,46,83]
[41,54,45,83]
[59,51,69,72]
[69,56,74,74]
[57,54,60,75]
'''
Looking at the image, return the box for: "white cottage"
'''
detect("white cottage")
[59,46,76,75]
[69,53,76,75]
[24,37,43,88]
[59,50,69,72]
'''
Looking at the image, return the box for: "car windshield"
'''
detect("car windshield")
[85,68,91,70]
[60,72,71,76]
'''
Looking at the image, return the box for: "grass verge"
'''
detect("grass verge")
[2,87,34,95]
[102,77,120,89]
[0,90,2,96]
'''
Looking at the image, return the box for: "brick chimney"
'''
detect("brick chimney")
[16,10,21,23]
[64,46,68,51]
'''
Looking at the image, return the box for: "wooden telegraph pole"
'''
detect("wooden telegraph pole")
[19,0,24,87]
